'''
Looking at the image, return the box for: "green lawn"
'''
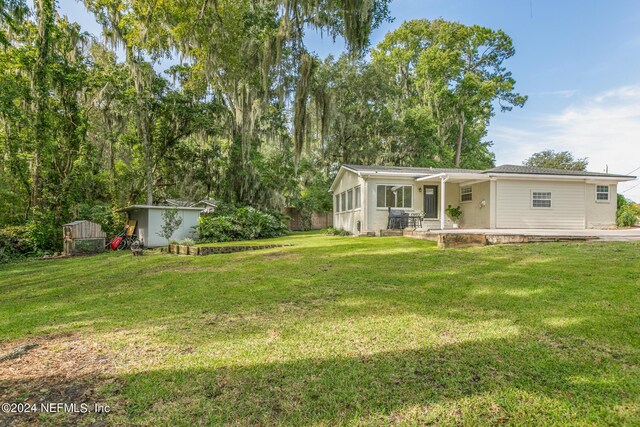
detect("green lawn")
[1,233,639,426]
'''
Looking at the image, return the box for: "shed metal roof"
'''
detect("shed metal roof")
[117,205,204,212]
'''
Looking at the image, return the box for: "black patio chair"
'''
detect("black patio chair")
[387,208,409,229]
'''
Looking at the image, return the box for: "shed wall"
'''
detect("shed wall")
[146,209,201,247]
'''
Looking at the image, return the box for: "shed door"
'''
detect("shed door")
[423,185,438,219]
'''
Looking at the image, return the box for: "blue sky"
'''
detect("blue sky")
[60,0,640,200]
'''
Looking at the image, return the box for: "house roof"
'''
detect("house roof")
[485,164,633,179]
[163,199,196,207]
[343,164,483,175]
[330,163,636,191]
[195,199,218,207]
[342,164,635,179]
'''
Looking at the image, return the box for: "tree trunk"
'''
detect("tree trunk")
[32,0,55,210]
[455,110,465,167]
[137,107,153,205]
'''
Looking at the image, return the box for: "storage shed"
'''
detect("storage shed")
[62,220,106,256]
[117,205,204,247]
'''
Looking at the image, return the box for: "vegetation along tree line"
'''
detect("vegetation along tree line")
[1,0,534,256]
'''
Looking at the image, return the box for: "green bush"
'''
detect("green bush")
[0,226,38,263]
[617,205,638,227]
[178,238,195,246]
[325,227,352,236]
[76,203,124,237]
[616,196,639,227]
[25,210,60,254]
[197,206,289,243]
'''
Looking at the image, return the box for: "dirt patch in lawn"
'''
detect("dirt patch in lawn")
[0,334,118,426]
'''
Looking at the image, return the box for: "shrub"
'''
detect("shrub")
[25,210,60,254]
[179,238,195,246]
[616,195,639,227]
[0,226,38,263]
[617,205,638,227]
[197,206,289,243]
[75,203,123,237]
[325,227,352,236]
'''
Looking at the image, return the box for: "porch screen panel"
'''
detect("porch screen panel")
[403,186,412,208]
[377,186,386,207]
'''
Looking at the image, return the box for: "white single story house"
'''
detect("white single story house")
[118,205,204,247]
[330,164,636,234]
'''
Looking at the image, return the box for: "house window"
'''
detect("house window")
[335,194,340,212]
[347,189,353,210]
[460,185,473,202]
[354,186,361,209]
[376,185,412,208]
[596,185,610,201]
[341,192,346,212]
[532,191,552,208]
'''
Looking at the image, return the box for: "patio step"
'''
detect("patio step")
[379,229,404,237]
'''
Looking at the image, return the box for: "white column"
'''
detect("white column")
[440,176,446,230]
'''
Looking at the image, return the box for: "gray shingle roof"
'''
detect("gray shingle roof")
[485,164,633,178]
[342,164,634,179]
[343,164,484,175]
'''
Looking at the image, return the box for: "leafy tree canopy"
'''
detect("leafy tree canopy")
[523,150,588,171]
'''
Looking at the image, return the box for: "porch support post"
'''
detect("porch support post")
[440,175,447,230]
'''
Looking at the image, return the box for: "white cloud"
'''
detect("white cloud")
[489,85,640,201]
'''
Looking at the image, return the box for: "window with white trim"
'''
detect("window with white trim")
[335,194,340,212]
[532,191,552,208]
[376,185,412,208]
[347,189,353,210]
[460,185,473,202]
[341,192,346,212]
[354,186,361,209]
[596,185,610,201]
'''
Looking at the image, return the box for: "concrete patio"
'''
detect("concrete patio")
[399,227,640,248]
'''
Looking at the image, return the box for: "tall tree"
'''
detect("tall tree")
[523,150,588,171]
[31,0,55,209]
[83,0,392,205]
[373,19,526,167]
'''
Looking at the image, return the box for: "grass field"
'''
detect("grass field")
[1,232,639,426]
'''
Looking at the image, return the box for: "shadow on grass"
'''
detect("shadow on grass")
[1,240,638,349]
[3,333,636,425]
[1,239,639,424]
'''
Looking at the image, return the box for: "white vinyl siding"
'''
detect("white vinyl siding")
[496,180,585,229]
